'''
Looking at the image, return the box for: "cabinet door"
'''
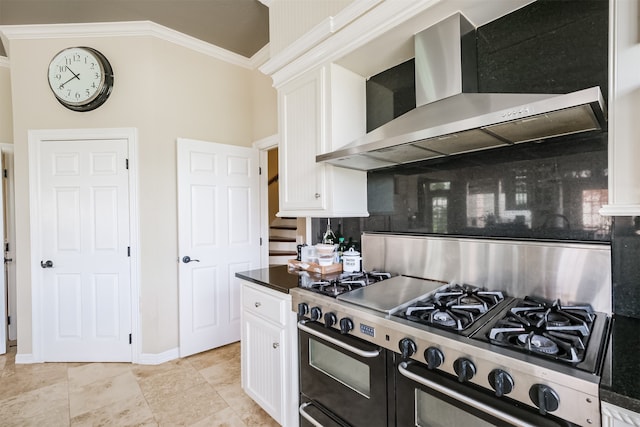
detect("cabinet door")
[242,311,285,424]
[279,67,327,212]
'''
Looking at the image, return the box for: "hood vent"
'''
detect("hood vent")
[317,13,607,171]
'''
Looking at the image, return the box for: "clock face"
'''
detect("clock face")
[47,47,114,111]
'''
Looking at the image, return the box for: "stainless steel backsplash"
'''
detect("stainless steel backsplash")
[361,233,612,313]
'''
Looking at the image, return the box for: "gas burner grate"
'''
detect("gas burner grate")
[395,283,506,332]
[300,270,394,297]
[487,297,595,364]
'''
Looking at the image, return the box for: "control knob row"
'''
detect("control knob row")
[398,339,444,370]
[297,303,353,334]
[396,338,517,397]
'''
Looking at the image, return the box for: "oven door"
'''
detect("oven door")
[396,360,579,427]
[298,320,390,427]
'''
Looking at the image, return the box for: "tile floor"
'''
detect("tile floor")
[0,341,279,426]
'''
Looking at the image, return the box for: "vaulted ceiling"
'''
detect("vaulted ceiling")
[0,0,270,58]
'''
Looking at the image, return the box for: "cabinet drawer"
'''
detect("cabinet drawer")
[242,284,287,326]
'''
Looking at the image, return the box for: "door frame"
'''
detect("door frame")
[0,143,15,355]
[254,134,278,268]
[28,128,141,363]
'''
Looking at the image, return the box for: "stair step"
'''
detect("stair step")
[270,225,296,230]
[269,250,297,256]
[269,236,296,242]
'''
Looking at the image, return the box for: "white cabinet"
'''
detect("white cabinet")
[277,63,368,217]
[600,0,640,216]
[240,280,298,427]
[602,401,640,427]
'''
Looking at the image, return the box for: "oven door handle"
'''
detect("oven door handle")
[398,362,539,427]
[298,321,381,358]
[299,402,324,427]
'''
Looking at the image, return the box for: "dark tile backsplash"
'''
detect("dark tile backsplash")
[313,131,610,243]
[611,217,640,318]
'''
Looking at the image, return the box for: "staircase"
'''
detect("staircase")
[269,217,298,265]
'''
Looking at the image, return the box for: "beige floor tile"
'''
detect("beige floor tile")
[216,383,263,416]
[137,360,206,402]
[145,382,230,425]
[68,362,133,388]
[187,342,241,371]
[0,381,70,427]
[0,361,69,400]
[199,358,241,387]
[239,405,281,427]
[188,406,247,427]
[70,393,157,427]
[0,343,278,427]
[69,370,144,419]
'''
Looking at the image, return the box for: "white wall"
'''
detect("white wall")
[6,34,276,357]
[0,58,12,143]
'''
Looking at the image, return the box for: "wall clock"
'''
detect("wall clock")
[47,47,114,112]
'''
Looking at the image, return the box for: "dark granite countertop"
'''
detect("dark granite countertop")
[600,315,640,413]
[236,265,301,294]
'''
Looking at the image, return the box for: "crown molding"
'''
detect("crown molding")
[262,0,441,87]
[0,56,9,68]
[249,43,271,69]
[257,0,273,7]
[0,21,266,70]
[260,0,383,77]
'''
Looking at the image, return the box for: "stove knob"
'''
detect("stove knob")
[310,307,322,322]
[424,347,444,369]
[488,369,514,397]
[297,302,309,318]
[529,384,560,415]
[324,312,337,328]
[399,338,417,359]
[339,317,354,334]
[453,358,476,383]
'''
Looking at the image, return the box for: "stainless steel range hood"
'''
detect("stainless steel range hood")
[317,13,607,171]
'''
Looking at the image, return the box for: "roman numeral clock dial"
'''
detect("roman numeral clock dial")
[47,47,114,112]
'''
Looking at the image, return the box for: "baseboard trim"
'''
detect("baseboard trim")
[138,347,180,365]
[15,353,37,364]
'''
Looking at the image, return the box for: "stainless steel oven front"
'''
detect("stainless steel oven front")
[395,357,583,427]
[297,320,393,427]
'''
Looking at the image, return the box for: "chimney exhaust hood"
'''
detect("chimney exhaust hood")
[317,13,607,171]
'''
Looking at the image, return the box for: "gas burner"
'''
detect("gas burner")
[395,283,506,333]
[487,297,595,364]
[516,333,560,355]
[299,270,394,297]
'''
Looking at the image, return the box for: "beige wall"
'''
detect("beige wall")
[7,34,276,356]
[0,62,12,143]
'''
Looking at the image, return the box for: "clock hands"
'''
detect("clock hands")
[58,66,81,89]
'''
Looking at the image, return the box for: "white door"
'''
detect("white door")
[37,138,132,362]
[0,152,5,355]
[177,138,261,357]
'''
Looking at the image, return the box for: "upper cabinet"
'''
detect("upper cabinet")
[600,0,640,216]
[277,63,368,217]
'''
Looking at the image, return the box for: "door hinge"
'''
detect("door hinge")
[259,166,262,175]
[5,242,8,252]
[260,237,263,246]
[7,316,10,325]
[3,169,6,178]
[126,159,129,170]
[127,247,131,257]
[129,333,132,344]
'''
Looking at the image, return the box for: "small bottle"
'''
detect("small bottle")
[336,237,345,263]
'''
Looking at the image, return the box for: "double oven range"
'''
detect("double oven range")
[292,234,612,427]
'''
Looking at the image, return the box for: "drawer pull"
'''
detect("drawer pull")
[254,301,261,308]
[273,342,279,349]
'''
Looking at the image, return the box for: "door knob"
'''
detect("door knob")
[182,256,200,263]
[40,260,54,268]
